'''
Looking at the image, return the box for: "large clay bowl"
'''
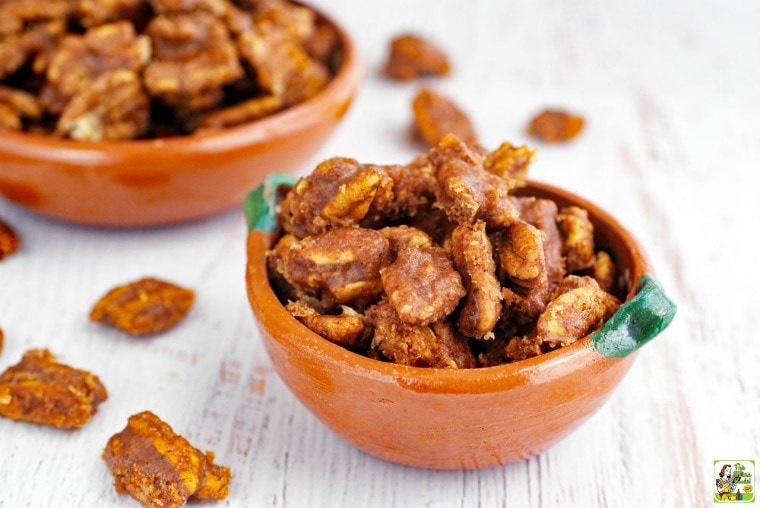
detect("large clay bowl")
[0,5,361,227]
[245,177,676,469]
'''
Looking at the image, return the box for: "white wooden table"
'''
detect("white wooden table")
[1,1,758,507]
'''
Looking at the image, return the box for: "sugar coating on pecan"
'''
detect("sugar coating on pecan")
[383,33,450,81]
[557,206,596,272]
[381,245,465,326]
[412,88,478,147]
[0,349,107,429]
[368,302,475,368]
[103,411,231,508]
[527,109,585,142]
[56,69,150,141]
[271,228,391,308]
[451,221,502,339]
[280,157,394,238]
[144,12,243,110]
[41,21,147,115]
[90,277,195,336]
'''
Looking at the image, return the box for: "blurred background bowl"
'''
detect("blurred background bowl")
[246,179,655,470]
[0,5,362,227]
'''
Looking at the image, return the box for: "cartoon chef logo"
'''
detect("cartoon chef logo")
[714,460,755,503]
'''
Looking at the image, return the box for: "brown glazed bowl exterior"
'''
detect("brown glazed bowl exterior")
[246,181,648,470]
[0,7,361,227]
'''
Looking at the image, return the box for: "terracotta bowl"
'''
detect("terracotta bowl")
[0,7,361,227]
[245,177,676,470]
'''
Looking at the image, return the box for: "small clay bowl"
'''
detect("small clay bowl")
[245,175,676,470]
[0,6,361,227]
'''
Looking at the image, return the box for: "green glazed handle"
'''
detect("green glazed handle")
[591,274,677,358]
[244,173,298,232]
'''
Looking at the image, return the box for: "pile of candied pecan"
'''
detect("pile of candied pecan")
[269,134,624,368]
[0,0,341,140]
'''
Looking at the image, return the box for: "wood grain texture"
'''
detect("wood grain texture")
[1,0,758,506]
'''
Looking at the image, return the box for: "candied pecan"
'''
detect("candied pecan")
[252,0,316,42]
[412,88,478,147]
[0,104,21,130]
[537,284,607,346]
[303,20,339,63]
[526,109,585,142]
[90,277,195,336]
[383,33,450,81]
[0,0,74,38]
[380,244,465,326]
[286,301,371,350]
[511,196,566,291]
[0,219,20,260]
[368,302,475,368]
[77,0,149,27]
[149,0,253,35]
[0,349,107,429]
[494,221,548,290]
[279,157,394,238]
[56,69,149,141]
[379,225,433,257]
[557,206,595,272]
[431,135,520,230]
[451,221,502,339]
[0,327,4,356]
[588,250,617,294]
[237,21,327,106]
[500,286,547,333]
[483,141,536,189]
[103,411,231,508]
[553,275,621,320]
[144,12,243,110]
[271,228,391,307]
[0,85,42,123]
[193,94,282,131]
[505,335,543,362]
[40,21,147,115]
[376,156,438,221]
[0,21,66,80]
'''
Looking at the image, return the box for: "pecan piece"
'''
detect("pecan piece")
[271,228,391,307]
[412,88,477,147]
[380,245,465,326]
[56,69,149,141]
[483,141,536,189]
[144,12,243,110]
[368,302,475,368]
[103,411,231,508]
[90,277,195,336]
[0,349,107,429]
[383,33,450,81]
[451,221,502,339]
[286,301,371,350]
[431,135,519,230]
[0,219,21,260]
[279,157,393,238]
[537,284,607,346]
[527,109,585,142]
[557,206,596,272]
[40,21,147,115]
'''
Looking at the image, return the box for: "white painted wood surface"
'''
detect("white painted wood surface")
[1,1,758,506]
